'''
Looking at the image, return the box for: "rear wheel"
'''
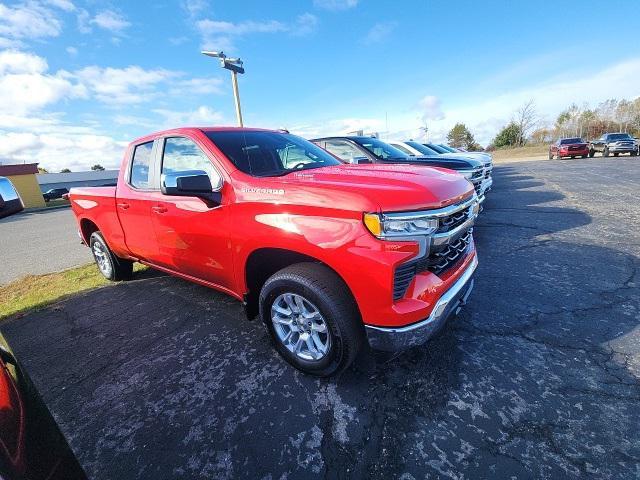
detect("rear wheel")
[89,231,133,281]
[259,263,364,376]
[614,152,619,157]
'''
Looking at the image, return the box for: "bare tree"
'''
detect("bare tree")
[513,99,538,146]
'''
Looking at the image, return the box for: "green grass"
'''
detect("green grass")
[0,263,147,321]
[491,144,550,162]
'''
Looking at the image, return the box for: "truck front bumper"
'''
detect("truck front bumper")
[365,255,477,351]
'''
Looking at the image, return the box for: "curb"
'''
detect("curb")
[23,204,72,214]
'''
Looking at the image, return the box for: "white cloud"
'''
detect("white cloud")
[419,95,445,122]
[91,10,130,33]
[0,50,86,114]
[313,0,358,10]
[291,13,318,37]
[152,106,224,130]
[43,0,75,12]
[410,58,640,145]
[290,117,384,139]
[169,77,224,95]
[76,8,91,33]
[195,13,318,51]
[362,21,397,45]
[0,2,62,45]
[66,46,78,56]
[74,65,178,104]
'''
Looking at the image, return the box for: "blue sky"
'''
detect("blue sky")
[1,0,639,171]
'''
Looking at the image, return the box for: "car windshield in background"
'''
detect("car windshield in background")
[406,141,440,155]
[560,138,584,144]
[608,133,632,141]
[425,143,449,154]
[205,131,341,177]
[351,137,410,160]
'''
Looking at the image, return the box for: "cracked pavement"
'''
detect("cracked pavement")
[2,157,639,479]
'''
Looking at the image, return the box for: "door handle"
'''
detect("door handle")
[117,202,130,210]
[152,205,168,214]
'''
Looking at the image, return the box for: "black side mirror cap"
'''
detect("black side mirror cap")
[161,170,222,206]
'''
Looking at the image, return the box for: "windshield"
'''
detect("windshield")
[205,131,342,177]
[425,143,448,154]
[406,141,439,155]
[560,138,584,145]
[438,144,457,152]
[607,133,632,141]
[351,137,410,159]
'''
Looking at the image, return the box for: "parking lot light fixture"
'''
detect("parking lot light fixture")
[202,50,245,127]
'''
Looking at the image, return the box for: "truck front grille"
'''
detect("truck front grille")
[392,229,473,300]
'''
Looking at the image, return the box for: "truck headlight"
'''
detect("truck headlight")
[364,212,439,239]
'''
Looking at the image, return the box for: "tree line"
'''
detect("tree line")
[445,97,640,151]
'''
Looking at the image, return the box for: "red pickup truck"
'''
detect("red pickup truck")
[69,127,479,376]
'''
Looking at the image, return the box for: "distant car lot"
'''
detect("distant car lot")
[1,156,638,479]
[0,208,91,284]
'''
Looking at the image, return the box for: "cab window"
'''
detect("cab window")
[130,141,154,189]
[161,137,221,185]
[324,140,365,162]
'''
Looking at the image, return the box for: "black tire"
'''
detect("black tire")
[588,149,595,158]
[571,156,575,159]
[603,147,609,157]
[259,262,364,376]
[613,152,619,157]
[548,151,553,160]
[89,231,133,281]
[581,155,587,158]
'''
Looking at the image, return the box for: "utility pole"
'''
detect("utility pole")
[202,51,245,127]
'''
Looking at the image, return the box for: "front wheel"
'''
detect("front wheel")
[89,231,133,281]
[588,149,595,158]
[603,147,610,157]
[259,263,364,376]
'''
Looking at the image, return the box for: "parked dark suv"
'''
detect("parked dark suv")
[42,188,69,202]
[311,136,492,203]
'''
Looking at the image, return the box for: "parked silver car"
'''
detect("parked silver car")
[0,176,24,219]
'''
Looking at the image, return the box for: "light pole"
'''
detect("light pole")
[201,50,245,127]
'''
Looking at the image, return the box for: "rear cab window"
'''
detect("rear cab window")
[129,141,154,189]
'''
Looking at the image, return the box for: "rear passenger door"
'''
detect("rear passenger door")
[116,140,160,261]
[150,136,234,290]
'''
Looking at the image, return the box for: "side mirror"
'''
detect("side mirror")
[161,170,222,205]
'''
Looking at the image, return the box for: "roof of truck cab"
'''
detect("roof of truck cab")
[128,126,281,145]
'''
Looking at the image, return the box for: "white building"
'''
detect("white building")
[37,170,119,192]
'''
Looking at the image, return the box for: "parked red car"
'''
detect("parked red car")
[69,127,479,376]
[549,137,589,159]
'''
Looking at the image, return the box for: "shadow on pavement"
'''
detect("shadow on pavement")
[1,164,639,479]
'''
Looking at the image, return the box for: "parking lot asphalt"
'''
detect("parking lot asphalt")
[0,207,91,284]
[1,157,639,479]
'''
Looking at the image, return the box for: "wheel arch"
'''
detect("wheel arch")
[243,247,360,320]
[79,217,100,244]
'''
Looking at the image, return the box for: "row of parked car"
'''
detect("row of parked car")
[549,132,639,159]
[309,136,493,204]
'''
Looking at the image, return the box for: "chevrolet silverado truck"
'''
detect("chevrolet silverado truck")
[312,136,492,205]
[589,133,638,157]
[69,128,479,376]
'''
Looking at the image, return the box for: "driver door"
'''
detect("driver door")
[150,135,234,290]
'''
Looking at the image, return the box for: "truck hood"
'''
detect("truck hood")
[281,164,474,212]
